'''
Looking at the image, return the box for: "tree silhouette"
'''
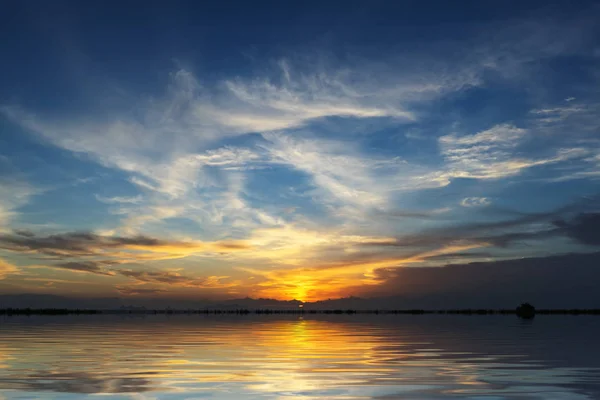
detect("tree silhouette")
[516,302,536,319]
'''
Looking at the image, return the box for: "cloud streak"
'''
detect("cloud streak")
[40,259,239,290]
[115,286,167,296]
[0,231,251,262]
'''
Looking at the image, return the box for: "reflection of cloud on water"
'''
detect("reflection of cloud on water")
[0,371,155,394]
[127,394,160,400]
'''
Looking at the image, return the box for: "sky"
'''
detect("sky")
[1,0,600,304]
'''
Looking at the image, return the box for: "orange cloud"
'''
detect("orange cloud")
[0,257,19,279]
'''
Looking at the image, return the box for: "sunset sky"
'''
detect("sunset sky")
[1,1,599,303]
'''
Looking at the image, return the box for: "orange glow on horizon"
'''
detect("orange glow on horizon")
[240,242,489,302]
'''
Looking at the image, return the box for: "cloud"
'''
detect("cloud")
[117,269,237,288]
[0,230,251,262]
[256,121,592,231]
[0,61,424,177]
[112,148,277,235]
[371,207,452,220]
[95,195,143,204]
[129,177,159,191]
[35,258,240,290]
[264,133,389,209]
[361,252,600,308]
[554,213,600,246]
[240,225,398,266]
[547,148,600,182]
[422,251,493,261]
[13,229,35,237]
[364,199,600,250]
[432,124,587,184]
[0,178,40,229]
[460,197,491,207]
[51,261,117,276]
[0,54,481,235]
[215,67,417,132]
[530,105,585,123]
[115,286,167,296]
[0,258,19,279]
[262,133,441,221]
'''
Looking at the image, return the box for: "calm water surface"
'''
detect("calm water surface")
[0,315,599,399]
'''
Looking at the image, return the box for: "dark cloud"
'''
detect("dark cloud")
[479,229,560,247]
[215,241,251,250]
[118,269,192,285]
[0,231,248,263]
[358,252,600,308]
[12,229,35,237]
[52,261,116,276]
[108,236,164,247]
[371,208,452,220]
[116,269,230,288]
[554,212,600,246]
[0,232,98,256]
[422,252,493,261]
[477,212,600,248]
[39,260,233,289]
[364,201,600,250]
[0,231,174,257]
[115,286,167,295]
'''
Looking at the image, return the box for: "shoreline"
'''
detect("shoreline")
[2,308,600,316]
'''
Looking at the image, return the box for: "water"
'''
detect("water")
[0,315,599,399]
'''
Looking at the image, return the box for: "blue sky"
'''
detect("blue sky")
[1,0,599,302]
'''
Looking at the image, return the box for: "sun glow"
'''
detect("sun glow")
[238,241,489,301]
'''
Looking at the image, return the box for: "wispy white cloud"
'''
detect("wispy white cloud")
[262,132,448,216]
[461,197,491,208]
[129,177,159,192]
[0,178,40,231]
[548,150,600,182]
[530,105,586,124]
[0,62,425,174]
[431,124,588,184]
[3,62,446,235]
[264,133,388,209]
[95,194,143,204]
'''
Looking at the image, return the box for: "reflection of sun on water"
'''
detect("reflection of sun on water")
[242,319,382,395]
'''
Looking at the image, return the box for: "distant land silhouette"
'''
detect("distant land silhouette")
[0,295,599,317]
[1,306,599,316]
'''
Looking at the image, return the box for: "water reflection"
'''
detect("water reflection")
[0,315,599,399]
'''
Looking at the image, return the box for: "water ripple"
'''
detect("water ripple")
[0,315,599,399]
